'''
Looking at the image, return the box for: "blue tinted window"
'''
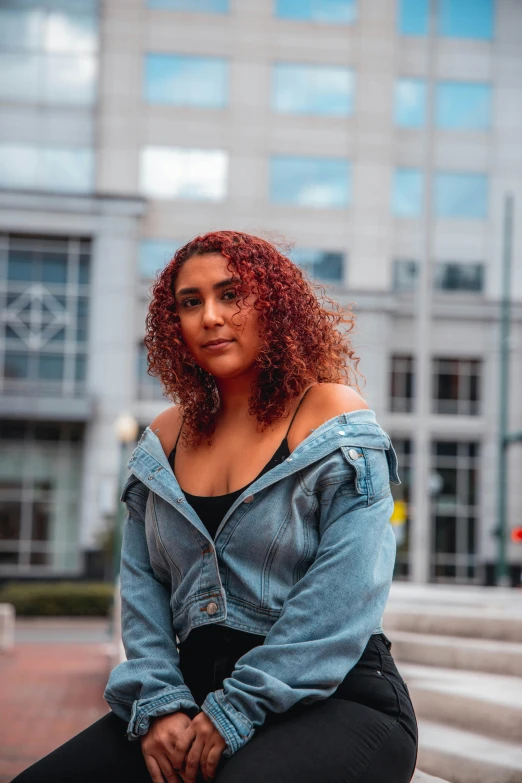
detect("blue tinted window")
[435,173,488,218]
[398,0,494,39]
[272,63,354,116]
[394,78,426,127]
[398,0,428,34]
[270,156,350,208]
[436,82,491,129]
[145,54,228,107]
[438,0,493,39]
[392,169,423,217]
[291,249,344,281]
[275,0,356,24]
[139,240,180,279]
[147,0,228,11]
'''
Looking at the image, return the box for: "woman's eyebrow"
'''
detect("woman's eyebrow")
[175,277,241,298]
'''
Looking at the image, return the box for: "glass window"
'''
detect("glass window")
[291,249,344,282]
[275,0,357,24]
[0,54,39,101]
[4,352,29,379]
[398,0,494,39]
[392,169,423,217]
[38,354,64,380]
[394,78,426,127]
[147,0,229,11]
[140,146,228,201]
[44,11,98,53]
[272,63,354,116]
[432,358,481,415]
[434,172,488,218]
[40,147,94,193]
[139,240,181,280]
[0,144,93,193]
[438,0,493,40]
[0,6,98,106]
[389,355,414,412]
[0,421,84,574]
[43,54,97,105]
[431,440,480,582]
[0,145,39,190]
[0,8,44,50]
[435,263,484,292]
[270,156,350,208]
[397,0,428,35]
[393,259,418,291]
[436,82,491,130]
[145,54,228,108]
[1,234,91,399]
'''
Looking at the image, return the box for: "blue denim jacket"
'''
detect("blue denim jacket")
[104,408,400,757]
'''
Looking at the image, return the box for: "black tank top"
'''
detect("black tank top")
[168,385,314,539]
[171,386,315,702]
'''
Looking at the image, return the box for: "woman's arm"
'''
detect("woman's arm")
[201,441,399,757]
[104,474,199,740]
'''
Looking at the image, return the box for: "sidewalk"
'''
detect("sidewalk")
[0,619,110,782]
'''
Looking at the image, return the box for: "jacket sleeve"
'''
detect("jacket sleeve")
[104,475,199,739]
[201,444,399,757]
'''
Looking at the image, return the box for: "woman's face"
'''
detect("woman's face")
[174,252,263,378]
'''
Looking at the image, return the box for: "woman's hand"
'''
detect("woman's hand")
[141,711,196,783]
[183,712,226,783]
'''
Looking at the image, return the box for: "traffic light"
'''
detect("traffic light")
[511,527,522,543]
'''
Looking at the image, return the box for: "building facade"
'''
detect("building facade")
[0,0,521,584]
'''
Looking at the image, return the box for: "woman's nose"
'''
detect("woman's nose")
[201,300,225,326]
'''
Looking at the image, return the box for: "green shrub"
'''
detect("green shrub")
[0,581,114,616]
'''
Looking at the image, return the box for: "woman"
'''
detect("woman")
[13,231,418,783]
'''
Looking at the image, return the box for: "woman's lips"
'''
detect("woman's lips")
[203,340,234,351]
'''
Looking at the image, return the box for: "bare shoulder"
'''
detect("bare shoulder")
[306,383,369,420]
[289,383,369,451]
[150,405,183,458]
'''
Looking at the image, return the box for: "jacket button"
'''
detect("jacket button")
[206,601,218,615]
[348,448,360,460]
[243,495,254,503]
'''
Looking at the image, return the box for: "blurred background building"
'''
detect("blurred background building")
[0,0,521,586]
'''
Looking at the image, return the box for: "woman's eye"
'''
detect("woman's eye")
[181,290,237,309]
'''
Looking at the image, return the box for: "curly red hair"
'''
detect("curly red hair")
[144,230,362,446]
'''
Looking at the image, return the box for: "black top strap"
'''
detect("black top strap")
[173,413,184,452]
[284,384,316,440]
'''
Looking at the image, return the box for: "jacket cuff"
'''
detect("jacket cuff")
[124,686,199,740]
[201,690,255,757]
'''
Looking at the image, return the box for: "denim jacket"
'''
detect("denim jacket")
[104,408,400,757]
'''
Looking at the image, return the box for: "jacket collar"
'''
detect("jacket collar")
[125,408,390,541]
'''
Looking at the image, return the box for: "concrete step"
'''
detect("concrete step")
[384,606,522,643]
[417,719,522,783]
[390,630,522,677]
[398,663,522,744]
[412,772,450,783]
[388,582,522,612]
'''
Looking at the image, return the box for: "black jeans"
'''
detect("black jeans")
[12,633,418,783]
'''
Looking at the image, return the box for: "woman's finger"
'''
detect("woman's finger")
[157,752,183,783]
[200,740,224,782]
[167,727,196,776]
[180,732,206,783]
[143,753,177,783]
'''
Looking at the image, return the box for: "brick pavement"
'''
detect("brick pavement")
[0,641,110,782]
